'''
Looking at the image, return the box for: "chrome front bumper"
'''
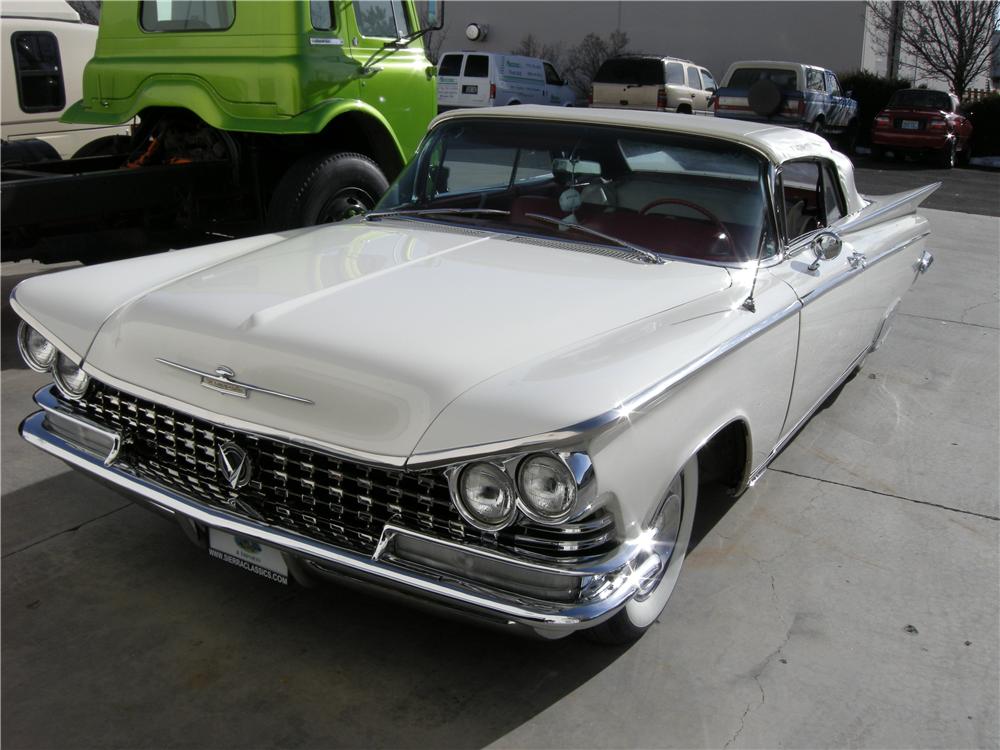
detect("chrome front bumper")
[20,390,653,638]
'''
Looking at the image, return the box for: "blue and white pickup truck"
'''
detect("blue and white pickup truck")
[712,60,858,147]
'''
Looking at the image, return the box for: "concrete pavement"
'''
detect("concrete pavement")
[1,208,997,749]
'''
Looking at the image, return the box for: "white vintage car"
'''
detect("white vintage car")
[13,106,936,643]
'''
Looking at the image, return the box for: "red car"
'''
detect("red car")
[871,88,972,168]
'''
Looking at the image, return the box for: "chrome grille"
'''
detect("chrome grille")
[69,382,616,561]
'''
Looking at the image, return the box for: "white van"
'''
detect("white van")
[437,52,575,110]
[1,0,130,161]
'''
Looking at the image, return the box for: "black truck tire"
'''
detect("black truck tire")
[267,151,389,231]
[1,138,61,166]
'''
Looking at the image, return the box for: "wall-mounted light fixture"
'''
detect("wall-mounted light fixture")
[465,22,488,41]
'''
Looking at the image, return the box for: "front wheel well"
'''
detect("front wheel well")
[696,420,751,495]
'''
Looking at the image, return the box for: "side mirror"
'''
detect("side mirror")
[807,231,842,271]
[845,89,855,99]
[423,0,445,31]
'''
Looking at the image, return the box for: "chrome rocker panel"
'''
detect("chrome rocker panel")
[19,405,655,638]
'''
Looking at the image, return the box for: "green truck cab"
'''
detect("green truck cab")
[2,0,440,261]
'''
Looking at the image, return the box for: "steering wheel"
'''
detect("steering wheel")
[638,198,736,258]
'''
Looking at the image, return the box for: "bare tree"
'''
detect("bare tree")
[867,0,1000,99]
[510,34,565,71]
[563,30,630,97]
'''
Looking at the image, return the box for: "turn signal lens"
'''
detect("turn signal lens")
[53,352,90,400]
[517,454,577,523]
[457,462,516,529]
[17,321,57,372]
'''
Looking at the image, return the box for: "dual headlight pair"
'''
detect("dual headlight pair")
[17,322,91,400]
[451,453,588,531]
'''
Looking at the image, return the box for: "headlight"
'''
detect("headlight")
[456,462,516,530]
[517,454,577,523]
[16,322,57,372]
[53,352,90,400]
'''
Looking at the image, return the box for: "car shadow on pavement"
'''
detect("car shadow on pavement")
[1,469,633,750]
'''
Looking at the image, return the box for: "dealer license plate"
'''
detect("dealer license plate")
[208,528,288,585]
[901,120,920,130]
[462,84,478,94]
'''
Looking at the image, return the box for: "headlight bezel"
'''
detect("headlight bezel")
[447,451,593,531]
[52,351,91,400]
[16,321,57,372]
[516,453,579,525]
[451,460,518,531]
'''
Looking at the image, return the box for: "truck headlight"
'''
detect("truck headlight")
[456,462,516,530]
[17,322,57,372]
[53,352,91,400]
[517,454,577,523]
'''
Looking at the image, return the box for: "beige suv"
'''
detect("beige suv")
[590,55,717,114]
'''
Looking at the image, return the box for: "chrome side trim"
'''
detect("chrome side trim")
[409,299,801,468]
[19,410,651,631]
[747,346,869,486]
[155,358,313,404]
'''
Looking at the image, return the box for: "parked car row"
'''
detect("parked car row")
[437,50,971,168]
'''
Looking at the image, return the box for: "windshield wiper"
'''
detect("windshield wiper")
[365,208,511,221]
[523,213,664,265]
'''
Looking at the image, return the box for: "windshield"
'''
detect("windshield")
[888,89,953,111]
[376,119,773,264]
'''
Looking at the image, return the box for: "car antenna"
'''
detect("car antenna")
[741,223,770,313]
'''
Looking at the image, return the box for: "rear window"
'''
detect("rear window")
[463,55,489,78]
[439,54,463,77]
[728,67,798,91]
[595,58,664,86]
[140,1,235,32]
[888,89,953,111]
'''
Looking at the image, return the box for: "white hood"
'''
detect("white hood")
[23,221,732,460]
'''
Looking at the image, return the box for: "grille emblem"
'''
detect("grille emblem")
[217,442,252,489]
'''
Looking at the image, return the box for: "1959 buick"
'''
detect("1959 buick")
[13,106,936,643]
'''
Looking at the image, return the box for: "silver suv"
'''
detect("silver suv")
[590,55,717,114]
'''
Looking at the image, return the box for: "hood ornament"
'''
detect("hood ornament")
[156,359,313,404]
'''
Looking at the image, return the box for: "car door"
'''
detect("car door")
[543,61,566,105]
[699,67,717,109]
[824,71,852,128]
[767,159,874,432]
[685,65,707,111]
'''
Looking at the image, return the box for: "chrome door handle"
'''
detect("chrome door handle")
[848,251,867,269]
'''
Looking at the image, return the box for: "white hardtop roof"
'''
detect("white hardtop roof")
[1,0,80,22]
[726,60,825,72]
[432,105,835,164]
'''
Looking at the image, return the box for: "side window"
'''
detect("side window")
[685,65,702,89]
[822,163,845,223]
[780,161,823,240]
[353,0,410,39]
[806,69,825,91]
[543,62,562,86]
[827,73,842,97]
[310,1,335,30]
[463,55,489,78]
[439,54,462,76]
[700,68,717,91]
[665,62,684,85]
[140,1,235,32]
[11,32,65,113]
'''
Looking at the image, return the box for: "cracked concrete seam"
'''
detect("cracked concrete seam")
[768,467,1000,522]
[2,503,132,559]
[897,311,999,332]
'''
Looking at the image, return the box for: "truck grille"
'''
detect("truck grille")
[69,382,616,562]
